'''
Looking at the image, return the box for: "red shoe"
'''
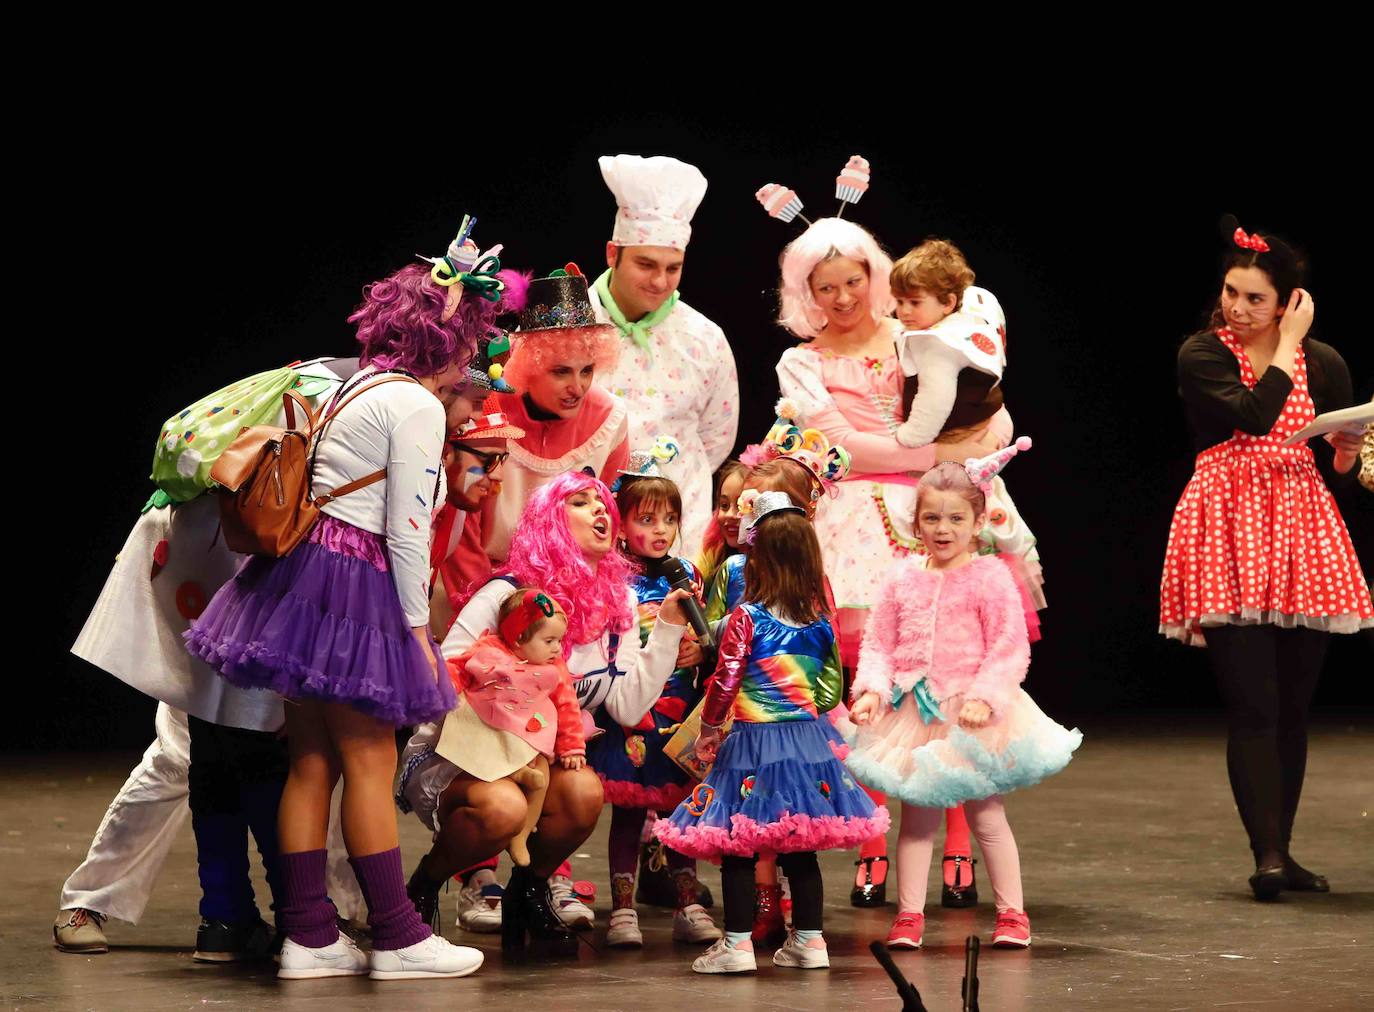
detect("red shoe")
[751,885,786,946]
[991,909,1031,948]
[885,912,924,949]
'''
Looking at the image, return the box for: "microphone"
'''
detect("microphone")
[665,557,714,648]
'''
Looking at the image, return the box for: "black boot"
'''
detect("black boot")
[502,865,578,957]
[406,855,442,933]
[635,841,715,909]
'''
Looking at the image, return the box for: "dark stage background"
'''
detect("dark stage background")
[35,114,1372,751]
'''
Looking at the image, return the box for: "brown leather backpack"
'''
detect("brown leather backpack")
[210,374,417,556]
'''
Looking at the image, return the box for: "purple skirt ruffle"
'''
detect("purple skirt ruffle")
[185,515,454,727]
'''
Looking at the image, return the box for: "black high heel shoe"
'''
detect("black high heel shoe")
[850,856,889,907]
[1248,864,1285,902]
[502,865,578,956]
[1281,856,1330,893]
[941,854,979,908]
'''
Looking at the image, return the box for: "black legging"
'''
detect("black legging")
[1204,625,1329,866]
[721,852,822,933]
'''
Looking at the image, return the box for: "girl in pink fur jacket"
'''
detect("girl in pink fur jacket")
[846,446,1080,953]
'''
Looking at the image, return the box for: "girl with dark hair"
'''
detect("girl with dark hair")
[657,494,888,976]
[1159,220,1371,900]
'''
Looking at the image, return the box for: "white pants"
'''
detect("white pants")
[59,703,191,924]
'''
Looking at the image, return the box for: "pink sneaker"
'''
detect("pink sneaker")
[886,912,924,949]
[992,909,1031,948]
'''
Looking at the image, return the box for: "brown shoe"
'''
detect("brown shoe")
[54,908,109,954]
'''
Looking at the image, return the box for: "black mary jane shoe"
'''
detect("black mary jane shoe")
[1282,857,1330,893]
[1248,865,1285,902]
[941,854,979,909]
[502,865,578,957]
[850,856,889,908]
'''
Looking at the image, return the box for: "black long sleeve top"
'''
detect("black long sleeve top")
[1177,332,1356,485]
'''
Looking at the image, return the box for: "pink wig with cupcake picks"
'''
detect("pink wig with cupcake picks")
[349,263,529,378]
[777,218,896,339]
[505,470,636,652]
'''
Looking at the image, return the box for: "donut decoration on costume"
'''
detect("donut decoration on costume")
[625,734,647,768]
[176,581,209,621]
[970,332,998,356]
[685,783,714,816]
[150,539,170,581]
[740,774,756,800]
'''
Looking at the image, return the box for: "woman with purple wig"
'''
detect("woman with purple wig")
[397,470,692,955]
[186,225,525,981]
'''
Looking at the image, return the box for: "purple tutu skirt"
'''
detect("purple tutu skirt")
[185,515,454,727]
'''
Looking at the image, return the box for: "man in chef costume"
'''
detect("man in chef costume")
[592,154,739,557]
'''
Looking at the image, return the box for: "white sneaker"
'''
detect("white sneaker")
[369,934,484,980]
[549,875,594,929]
[672,903,723,944]
[606,908,643,948]
[772,931,829,969]
[277,934,370,979]
[456,869,503,934]
[692,936,757,974]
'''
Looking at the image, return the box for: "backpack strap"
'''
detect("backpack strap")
[308,373,421,504]
[282,388,315,431]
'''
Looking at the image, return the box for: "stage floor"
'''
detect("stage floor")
[3,717,1371,1010]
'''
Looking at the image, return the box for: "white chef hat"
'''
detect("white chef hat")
[600,154,708,251]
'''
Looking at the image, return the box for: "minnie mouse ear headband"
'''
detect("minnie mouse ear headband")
[498,589,565,645]
[612,434,682,491]
[755,155,871,229]
[963,436,1031,495]
[417,214,510,322]
[737,489,805,545]
[740,398,851,501]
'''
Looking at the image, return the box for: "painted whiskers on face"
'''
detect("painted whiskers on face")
[1221,266,1284,340]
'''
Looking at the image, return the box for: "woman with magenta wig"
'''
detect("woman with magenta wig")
[399,470,691,953]
[771,217,1007,911]
[187,230,525,981]
[457,269,630,582]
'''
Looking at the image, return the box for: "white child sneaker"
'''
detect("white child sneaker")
[277,934,370,979]
[456,869,503,933]
[692,936,757,974]
[772,931,830,969]
[606,908,643,947]
[549,875,595,929]
[672,903,723,943]
[368,934,484,980]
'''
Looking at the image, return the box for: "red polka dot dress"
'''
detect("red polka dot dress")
[1160,329,1373,645]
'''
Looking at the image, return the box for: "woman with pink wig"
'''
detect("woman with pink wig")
[399,471,691,955]
[458,270,631,581]
[772,218,1005,910]
[187,224,525,982]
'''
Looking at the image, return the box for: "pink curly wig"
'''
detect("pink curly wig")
[349,264,529,377]
[778,218,895,339]
[503,324,622,395]
[505,471,636,651]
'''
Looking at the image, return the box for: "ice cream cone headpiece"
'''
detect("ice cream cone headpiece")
[498,589,565,645]
[600,154,707,251]
[741,398,852,500]
[613,434,682,490]
[964,436,1032,494]
[738,490,806,546]
[755,155,871,229]
[418,214,510,322]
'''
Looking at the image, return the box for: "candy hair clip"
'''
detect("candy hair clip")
[612,434,682,491]
[498,589,563,645]
[964,436,1032,494]
[738,489,805,545]
[1232,226,1270,253]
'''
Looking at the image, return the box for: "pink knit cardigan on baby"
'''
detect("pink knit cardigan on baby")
[850,555,1030,718]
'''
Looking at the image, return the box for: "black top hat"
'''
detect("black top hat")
[518,270,604,332]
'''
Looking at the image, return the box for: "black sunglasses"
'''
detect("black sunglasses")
[451,442,509,474]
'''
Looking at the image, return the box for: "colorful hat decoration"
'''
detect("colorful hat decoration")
[740,398,851,499]
[738,489,806,545]
[755,155,871,228]
[418,214,509,322]
[453,411,524,448]
[964,436,1032,494]
[465,331,514,394]
[517,265,609,332]
[498,589,564,645]
[617,434,682,481]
